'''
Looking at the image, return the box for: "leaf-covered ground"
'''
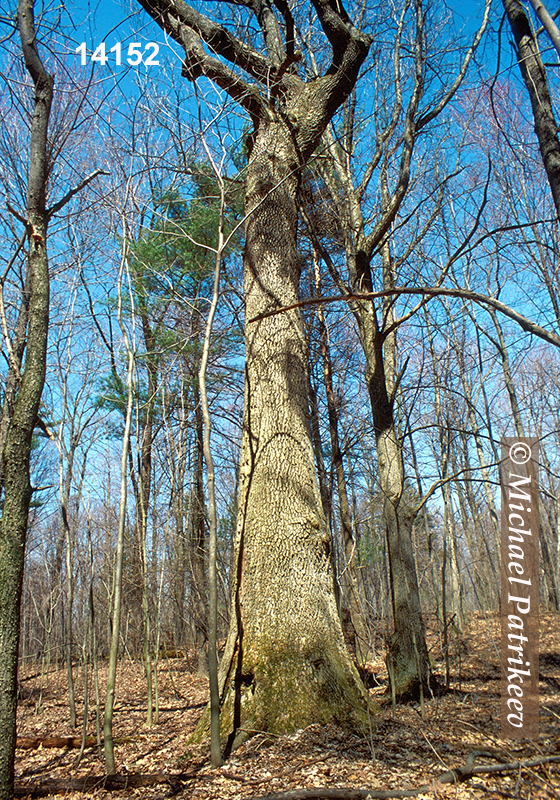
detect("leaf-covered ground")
[14,613,560,799]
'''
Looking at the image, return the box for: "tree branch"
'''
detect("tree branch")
[415,0,491,130]
[233,0,286,67]
[17,0,50,86]
[248,286,560,347]
[47,169,109,218]
[529,0,560,60]
[180,30,265,118]
[273,0,295,61]
[362,0,424,260]
[137,0,271,82]
[310,0,361,66]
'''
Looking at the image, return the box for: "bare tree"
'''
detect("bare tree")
[298,0,490,698]
[0,3,53,795]
[103,227,136,776]
[137,0,372,745]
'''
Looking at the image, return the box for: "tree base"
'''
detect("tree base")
[385,651,447,703]
[385,628,447,703]
[191,640,374,754]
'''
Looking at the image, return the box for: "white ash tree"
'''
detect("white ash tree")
[136,0,372,748]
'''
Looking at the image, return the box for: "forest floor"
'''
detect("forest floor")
[14,612,560,800]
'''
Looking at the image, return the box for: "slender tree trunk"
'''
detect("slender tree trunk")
[315,131,433,698]
[153,533,167,724]
[485,310,560,611]
[409,434,441,626]
[307,370,332,527]
[58,449,77,728]
[167,386,188,647]
[538,445,560,610]
[198,197,224,767]
[137,313,157,667]
[141,529,153,726]
[86,517,102,748]
[427,337,460,631]
[104,263,135,775]
[192,388,209,677]
[313,254,368,663]
[74,621,90,768]
[355,287,432,701]
[64,508,76,727]
[0,4,52,796]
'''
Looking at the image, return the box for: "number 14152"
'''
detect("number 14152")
[75,42,160,67]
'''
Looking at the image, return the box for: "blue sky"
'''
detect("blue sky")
[61,0,503,100]
[58,0,184,85]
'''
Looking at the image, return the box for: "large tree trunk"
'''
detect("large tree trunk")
[0,4,52,797]
[135,0,372,753]
[197,119,367,750]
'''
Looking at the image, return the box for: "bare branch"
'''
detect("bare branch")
[415,0,491,130]
[47,169,109,218]
[357,0,411,200]
[248,286,560,347]
[6,202,27,226]
[138,0,271,82]
[362,0,425,260]
[529,0,560,60]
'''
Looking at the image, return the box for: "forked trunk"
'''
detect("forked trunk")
[136,0,372,751]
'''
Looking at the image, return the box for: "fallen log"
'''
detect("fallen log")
[16,736,97,750]
[14,771,198,797]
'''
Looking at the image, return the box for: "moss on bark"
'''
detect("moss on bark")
[192,638,372,751]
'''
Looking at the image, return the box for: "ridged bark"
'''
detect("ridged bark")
[136,0,372,750]
[222,120,366,746]
[0,5,52,796]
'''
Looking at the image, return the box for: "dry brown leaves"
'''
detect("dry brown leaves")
[14,613,560,800]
